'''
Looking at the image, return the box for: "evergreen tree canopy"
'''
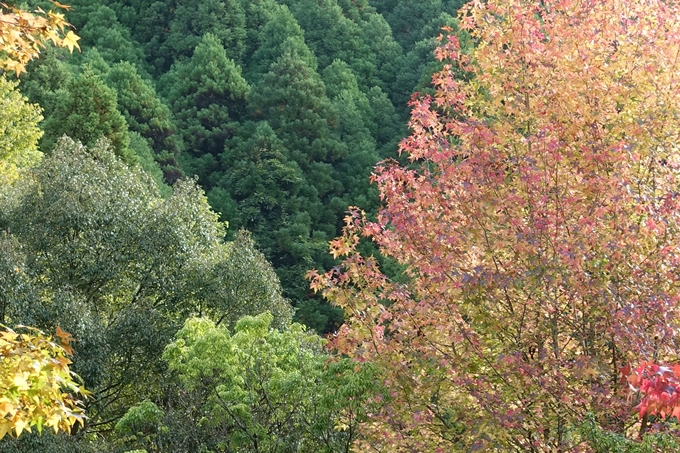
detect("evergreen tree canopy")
[160,34,249,183]
[73,4,147,70]
[165,0,247,62]
[105,61,181,177]
[209,121,304,235]
[246,4,316,81]
[41,69,135,164]
[238,0,279,63]
[249,48,339,166]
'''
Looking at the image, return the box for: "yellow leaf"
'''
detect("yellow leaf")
[13,373,29,390]
[333,420,350,431]
[14,418,26,437]
[61,30,79,52]
[1,330,18,341]
[0,421,11,440]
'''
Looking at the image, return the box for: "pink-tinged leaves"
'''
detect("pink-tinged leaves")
[311,0,680,451]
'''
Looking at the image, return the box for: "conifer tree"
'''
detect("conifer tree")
[322,60,380,212]
[106,0,177,74]
[371,0,463,51]
[248,46,340,170]
[366,86,403,157]
[237,0,279,62]
[246,5,316,82]
[210,121,304,237]
[160,34,249,184]
[18,49,72,119]
[282,0,404,93]
[71,4,147,70]
[105,61,181,183]
[165,0,247,62]
[42,69,134,164]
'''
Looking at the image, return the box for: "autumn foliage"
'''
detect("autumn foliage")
[625,362,680,420]
[0,1,79,75]
[0,326,87,439]
[310,0,680,450]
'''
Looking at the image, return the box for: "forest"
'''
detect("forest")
[0,0,468,335]
[3,0,680,451]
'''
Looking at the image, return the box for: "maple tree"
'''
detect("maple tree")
[0,325,87,440]
[0,1,80,75]
[622,361,680,437]
[310,0,680,450]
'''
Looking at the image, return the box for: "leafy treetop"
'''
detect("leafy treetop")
[0,75,42,185]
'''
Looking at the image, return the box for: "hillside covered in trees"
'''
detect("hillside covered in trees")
[6,0,464,334]
[5,0,680,452]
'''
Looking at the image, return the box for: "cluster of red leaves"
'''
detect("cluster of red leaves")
[624,363,680,420]
[311,0,680,451]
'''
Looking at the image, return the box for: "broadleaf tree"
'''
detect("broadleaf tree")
[310,0,680,450]
[0,325,87,440]
[0,76,43,185]
[158,313,379,453]
[1,137,294,438]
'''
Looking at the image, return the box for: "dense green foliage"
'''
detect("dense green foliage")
[0,138,295,450]
[0,76,42,185]
[154,313,379,452]
[8,0,464,334]
[580,416,680,453]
